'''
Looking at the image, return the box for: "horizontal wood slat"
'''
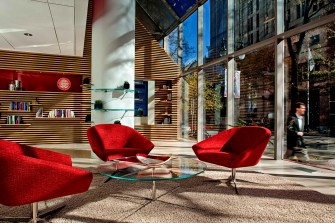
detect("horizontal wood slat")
[135,19,180,140]
[0,1,92,145]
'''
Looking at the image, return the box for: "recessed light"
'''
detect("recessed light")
[24,33,32,36]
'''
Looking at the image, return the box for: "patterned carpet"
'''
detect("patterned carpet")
[1,165,335,223]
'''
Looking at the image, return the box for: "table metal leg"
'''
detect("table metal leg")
[152,181,156,200]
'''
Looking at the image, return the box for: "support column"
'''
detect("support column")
[197,5,205,141]
[92,0,135,127]
[227,0,235,127]
[275,0,285,159]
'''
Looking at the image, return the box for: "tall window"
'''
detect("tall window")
[203,0,227,62]
[181,11,198,72]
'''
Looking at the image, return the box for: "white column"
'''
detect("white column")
[275,0,285,159]
[92,0,135,127]
[227,0,235,127]
[197,5,204,141]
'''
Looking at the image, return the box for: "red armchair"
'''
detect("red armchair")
[0,139,93,223]
[192,126,271,185]
[87,124,155,161]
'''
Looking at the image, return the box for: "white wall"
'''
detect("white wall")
[92,0,135,127]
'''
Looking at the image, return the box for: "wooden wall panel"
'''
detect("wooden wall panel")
[135,19,180,140]
[0,1,92,144]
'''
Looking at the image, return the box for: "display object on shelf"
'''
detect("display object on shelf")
[113,120,121,124]
[94,100,103,109]
[48,109,75,118]
[6,115,23,124]
[162,116,171,124]
[35,108,43,118]
[137,108,143,116]
[123,81,130,89]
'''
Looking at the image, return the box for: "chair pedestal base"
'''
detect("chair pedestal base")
[0,202,65,223]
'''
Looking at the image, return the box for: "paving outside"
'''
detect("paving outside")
[264,135,335,171]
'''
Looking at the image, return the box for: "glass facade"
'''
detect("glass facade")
[181,11,198,71]
[166,28,178,63]
[159,0,335,169]
[285,22,335,163]
[181,72,198,140]
[203,0,227,61]
[234,0,275,49]
[203,62,228,138]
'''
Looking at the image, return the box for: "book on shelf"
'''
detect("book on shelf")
[48,109,75,118]
[6,115,23,124]
[9,101,30,111]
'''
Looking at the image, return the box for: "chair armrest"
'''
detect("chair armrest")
[21,144,72,166]
[192,129,234,151]
[0,152,92,206]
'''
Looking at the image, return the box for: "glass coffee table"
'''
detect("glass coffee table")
[97,155,206,200]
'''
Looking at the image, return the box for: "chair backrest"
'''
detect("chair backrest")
[87,124,154,161]
[0,139,36,157]
[221,126,271,167]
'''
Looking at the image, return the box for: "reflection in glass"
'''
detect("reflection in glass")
[181,10,198,72]
[234,0,275,49]
[167,28,179,63]
[284,1,335,31]
[203,0,227,62]
[234,44,275,155]
[285,22,335,165]
[203,63,228,138]
[181,72,198,141]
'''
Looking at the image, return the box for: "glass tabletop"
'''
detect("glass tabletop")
[97,155,207,182]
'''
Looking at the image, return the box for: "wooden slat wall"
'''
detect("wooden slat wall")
[135,19,180,140]
[0,1,92,144]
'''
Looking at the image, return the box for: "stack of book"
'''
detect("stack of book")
[9,101,30,111]
[48,109,75,118]
[6,115,23,124]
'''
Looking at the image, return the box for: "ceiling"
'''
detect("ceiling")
[0,0,203,56]
[136,0,206,40]
[0,0,88,56]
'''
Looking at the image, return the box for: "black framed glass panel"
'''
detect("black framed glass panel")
[181,10,198,72]
[284,0,335,31]
[203,0,227,62]
[285,22,335,168]
[234,0,275,49]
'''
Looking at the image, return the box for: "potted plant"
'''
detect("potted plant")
[94,100,103,109]
[137,108,143,116]
[123,81,130,89]
[113,120,121,124]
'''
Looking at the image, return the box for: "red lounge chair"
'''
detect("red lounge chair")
[192,126,271,191]
[0,139,93,223]
[87,124,154,161]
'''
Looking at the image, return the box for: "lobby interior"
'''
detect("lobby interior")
[0,0,335,222]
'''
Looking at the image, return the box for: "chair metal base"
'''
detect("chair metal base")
[0,202,65,223]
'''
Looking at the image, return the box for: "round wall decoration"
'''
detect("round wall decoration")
[57,77,71,91]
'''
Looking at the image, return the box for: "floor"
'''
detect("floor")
[44,140,335,197]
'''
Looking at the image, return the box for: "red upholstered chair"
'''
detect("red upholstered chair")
[87,124,155,161]
[192,126,271,187]
[0,139,93,223]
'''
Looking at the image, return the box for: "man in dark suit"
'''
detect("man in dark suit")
[285,102,310,162]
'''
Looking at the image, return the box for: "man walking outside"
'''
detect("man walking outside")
[285,102,310,162]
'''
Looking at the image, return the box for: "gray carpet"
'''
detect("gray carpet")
[1,165,335,223]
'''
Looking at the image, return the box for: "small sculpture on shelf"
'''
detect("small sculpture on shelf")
[123,81,130,89]
[94,100,104,109]
[35,107,43,118]
[113,120,121,125]
[137,108,143,117]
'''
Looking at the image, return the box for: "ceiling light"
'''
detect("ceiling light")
[24,33,32,37]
